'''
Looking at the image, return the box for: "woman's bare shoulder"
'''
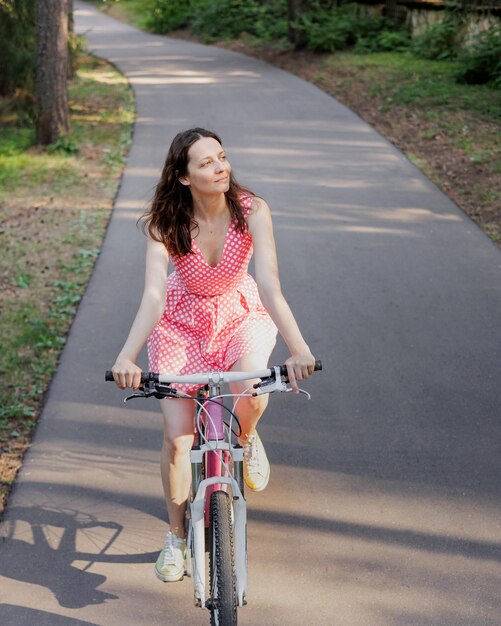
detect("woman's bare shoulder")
[248,196,273,238]
[249,195,271,216]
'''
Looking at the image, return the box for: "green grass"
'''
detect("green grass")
[0,126,79,190]
[0,59,133,197]
[0,208,107,427]
[0,51,134,449]
[327,52,501,120]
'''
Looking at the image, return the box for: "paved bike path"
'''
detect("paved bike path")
[1,3,500,625]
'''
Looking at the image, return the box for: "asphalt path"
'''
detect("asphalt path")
[1,3,501,625]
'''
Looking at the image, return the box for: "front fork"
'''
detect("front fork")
[186,392,247,608]
[187,458,247,609]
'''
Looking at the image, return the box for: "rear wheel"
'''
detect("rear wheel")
[209,490,237,626]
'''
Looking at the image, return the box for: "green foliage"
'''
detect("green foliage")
[252,0,288,41]
[455,27,501,87]
[47,136,80,155]
[373,29,411,53]
[411,15,460,61]
[0,0,36,97]
[190,0,264,41]
[143,0,191,33]
[294,2,409,54]
[143,0,288,42]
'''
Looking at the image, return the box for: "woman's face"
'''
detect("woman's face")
[181,136,232,196]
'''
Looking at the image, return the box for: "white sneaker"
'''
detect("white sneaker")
[242,432,270,492]
[154,531,186,582]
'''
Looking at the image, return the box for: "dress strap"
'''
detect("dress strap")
[240,193,254,218]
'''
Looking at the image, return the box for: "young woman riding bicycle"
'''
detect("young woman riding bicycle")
[111,128,316,583]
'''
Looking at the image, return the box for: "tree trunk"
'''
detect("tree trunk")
[385,0,398,21]
[287,0,308,50]
[36,0,70,145]
[385,0,407,27]
[68,0,76,79]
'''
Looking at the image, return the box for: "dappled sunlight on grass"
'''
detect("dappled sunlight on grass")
[0,152,79,191]
[77,69,128,86]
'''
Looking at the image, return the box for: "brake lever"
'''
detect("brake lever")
[252,366,290,396]
[252,366,313,399]
[124,383,177,403]
[124,390,149,403]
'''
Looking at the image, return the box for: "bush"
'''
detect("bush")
[455,26,501,87]
[190,0,263,41]
[411,16,460,61]
[143,0,191,33]
[354,28,411,53]
[374,29,411,52]
[295,2,389,54]
[253,0,288,42]
[0,0,36,98]
[143,0,288,42]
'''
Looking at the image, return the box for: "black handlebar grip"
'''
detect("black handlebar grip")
[141,372,159,383]
[279,359,322,377]
[105,371,159,383]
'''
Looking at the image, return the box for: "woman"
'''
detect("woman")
[112,128,315,583]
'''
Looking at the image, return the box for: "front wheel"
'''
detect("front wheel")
[209,490,237,626]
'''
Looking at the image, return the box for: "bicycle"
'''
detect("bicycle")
[105,360,321,625]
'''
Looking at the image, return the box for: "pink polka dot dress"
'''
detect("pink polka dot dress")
[147,195,277,392]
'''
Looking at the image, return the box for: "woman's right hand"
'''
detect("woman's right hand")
[111,357,142,390]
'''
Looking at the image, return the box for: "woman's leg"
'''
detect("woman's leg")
[158,397,195,539]
[229,352,272,492]
[229,352,270,442]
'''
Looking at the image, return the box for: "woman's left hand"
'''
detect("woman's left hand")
[285,349,316,393]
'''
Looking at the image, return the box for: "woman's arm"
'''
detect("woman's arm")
[112,237,169,389]
[248,197,316,391]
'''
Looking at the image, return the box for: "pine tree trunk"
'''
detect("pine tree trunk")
[36,0,69,145]
[385,0,397,21]
[67,0,76,79]
[287,0,307,50]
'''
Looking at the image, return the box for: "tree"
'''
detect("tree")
[287,0,308,49]
[384,0,398,21]
[35,0,70,145]
[0,1,36,99]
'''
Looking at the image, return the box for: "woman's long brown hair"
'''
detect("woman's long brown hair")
[140,128,253,257]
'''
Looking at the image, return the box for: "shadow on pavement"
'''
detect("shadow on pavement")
[0,506,127,609]
[250,507,501,563]
[0,604,100,626]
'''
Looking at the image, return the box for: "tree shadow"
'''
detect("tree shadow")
[0,604,100,626]
[249,507,501,563]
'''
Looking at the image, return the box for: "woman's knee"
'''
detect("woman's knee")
[238,394,268,418]
[160,398,194,459]
[163,432,194,459]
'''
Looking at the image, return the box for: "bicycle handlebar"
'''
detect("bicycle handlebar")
[105,360,322,385]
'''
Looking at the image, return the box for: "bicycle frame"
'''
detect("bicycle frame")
[186,380,248,609]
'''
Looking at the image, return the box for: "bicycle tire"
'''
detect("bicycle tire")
[209,490,238,626]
